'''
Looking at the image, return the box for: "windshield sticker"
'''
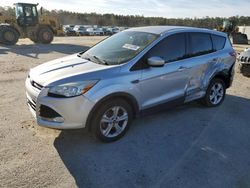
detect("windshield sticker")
[122,44,140,51]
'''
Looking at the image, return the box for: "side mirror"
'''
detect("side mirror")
[147,56,165,67]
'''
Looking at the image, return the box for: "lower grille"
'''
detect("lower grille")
[27,98,36,110]
[39,105,62,118]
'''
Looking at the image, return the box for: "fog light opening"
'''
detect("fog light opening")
[41,116,64,123]
[53,117,64,123]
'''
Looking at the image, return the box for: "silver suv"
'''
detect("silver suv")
[26,26,236,142]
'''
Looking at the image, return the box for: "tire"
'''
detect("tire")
[0,26,19,45]
[201,78,226,107]
[0,26,3,43]
[37,27,54,44]
[90,99,133,142]
[30,38,39,43]
[29,35,39,43]
[238,63,250,77]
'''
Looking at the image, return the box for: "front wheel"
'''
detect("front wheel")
[91,99,133,142]
[201,78,226,107]
[0,26,19,45]
[38,27,54,44]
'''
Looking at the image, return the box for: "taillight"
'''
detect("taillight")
[229,51,237,58]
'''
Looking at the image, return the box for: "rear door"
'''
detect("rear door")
[139,33,191,109]
[184,32,217,101]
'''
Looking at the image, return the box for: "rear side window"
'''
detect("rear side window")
[188,33,213,57]
[147,33,186,63]
[211,34,226,51]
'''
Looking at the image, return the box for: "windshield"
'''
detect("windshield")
[81,31,158,65]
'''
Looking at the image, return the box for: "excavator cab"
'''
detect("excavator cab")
[15,3,39,27]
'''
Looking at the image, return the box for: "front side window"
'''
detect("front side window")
[32,6,37,17]
[81,31,158,65]
[147,33,186,63]
[188,33,213,57]
[16,5,24,17]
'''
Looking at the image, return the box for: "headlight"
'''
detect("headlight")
[48,80,98,97]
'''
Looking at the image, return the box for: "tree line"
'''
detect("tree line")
[1,6,250,28]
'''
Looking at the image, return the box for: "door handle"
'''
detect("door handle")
[209,58,219,63]
[131,79,140,84]
[178,66,189,71]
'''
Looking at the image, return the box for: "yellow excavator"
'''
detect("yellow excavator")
[0,2,64,45]
[218,19,248,44]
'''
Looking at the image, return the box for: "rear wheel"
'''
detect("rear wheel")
[91,99,133,142]
[38,27,54,44]
[201,78,226,107]
[0,26,19,45]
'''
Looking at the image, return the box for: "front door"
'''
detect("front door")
[139,33,191,109]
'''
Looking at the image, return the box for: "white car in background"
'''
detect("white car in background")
[86,28,104,36]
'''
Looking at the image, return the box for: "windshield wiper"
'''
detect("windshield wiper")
[80,53,92,61]
[77,51,85,58]
[79,53,109,65]
[92,55,109,65]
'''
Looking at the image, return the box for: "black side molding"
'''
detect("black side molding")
[131,79,140,84]
[140,96,185,116]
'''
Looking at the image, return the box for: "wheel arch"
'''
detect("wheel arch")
[86,92,139,131]
[210,64,234,89]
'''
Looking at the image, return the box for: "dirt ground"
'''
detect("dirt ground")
[0,36,250,188]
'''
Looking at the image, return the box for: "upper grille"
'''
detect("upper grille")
[27,98,36,111]
[39,105,62,118]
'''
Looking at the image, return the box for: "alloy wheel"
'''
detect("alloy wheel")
[100,106,128,138]
[209,82,224,105]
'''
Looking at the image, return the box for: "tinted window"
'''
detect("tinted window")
[16,6,24,17]
[147,33,186,63]
[24,6,32,17]
[188,33,213,56]
[32,6,37,16]
[211,34,226,51]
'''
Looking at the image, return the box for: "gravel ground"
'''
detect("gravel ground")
[0,36,250,188]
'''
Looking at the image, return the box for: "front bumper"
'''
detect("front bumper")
[25,78,95,129]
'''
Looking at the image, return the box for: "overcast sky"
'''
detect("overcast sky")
[1,0,250,18]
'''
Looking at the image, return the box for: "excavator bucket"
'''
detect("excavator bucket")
[232,33,249,44]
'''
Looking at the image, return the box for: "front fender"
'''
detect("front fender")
[85,82,142,109]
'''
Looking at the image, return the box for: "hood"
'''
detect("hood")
[29,54,119,86]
